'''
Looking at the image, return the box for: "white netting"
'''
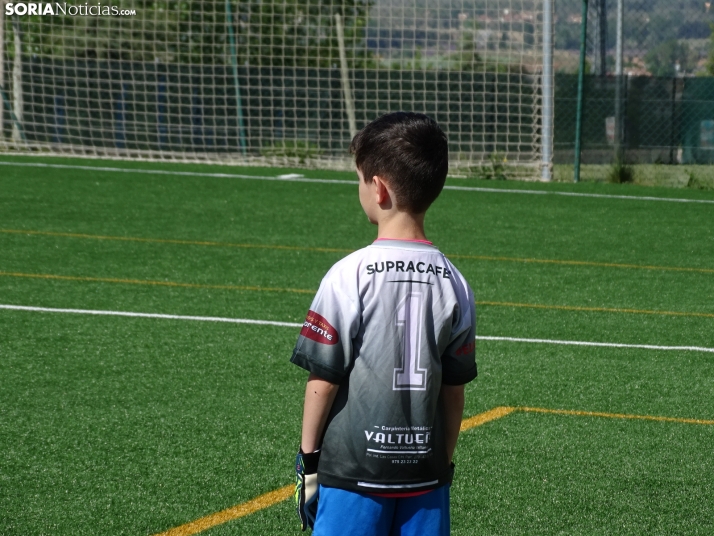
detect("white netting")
[0,0,543,175]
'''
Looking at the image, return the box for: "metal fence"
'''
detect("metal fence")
[2,0,714,176]
[555,74,714,165]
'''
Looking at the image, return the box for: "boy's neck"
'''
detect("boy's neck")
[376,210,427,242]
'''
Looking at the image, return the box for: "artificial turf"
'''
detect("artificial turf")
[0,156,713,535]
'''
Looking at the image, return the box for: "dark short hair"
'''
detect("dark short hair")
[349,112,448,214]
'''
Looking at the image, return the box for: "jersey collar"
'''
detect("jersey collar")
[371,238,438,251]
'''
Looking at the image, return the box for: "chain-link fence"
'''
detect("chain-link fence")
[554,0,714,170]
[555,74,714,165]
[2,0,713,177]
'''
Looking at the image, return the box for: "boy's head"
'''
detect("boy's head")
[349,112,448,215]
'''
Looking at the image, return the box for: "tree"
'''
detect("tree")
[235,0,373,68]
[708,23,714,76]
[644,39,695,76]
[452,19,482,71]
[15,0,373,68]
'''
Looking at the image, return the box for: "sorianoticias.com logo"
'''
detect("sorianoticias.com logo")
[5,3,137,16]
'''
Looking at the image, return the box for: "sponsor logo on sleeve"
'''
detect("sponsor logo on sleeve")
[455,340,476,356]
[300,310,339,345]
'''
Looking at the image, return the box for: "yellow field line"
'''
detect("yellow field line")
[0,229,351,254]
[448,252,714,274]
[152,407,508,536]
[460,406,516,430]
[517,406,714,425]
[2,228,712,275]
[477,300,714,319]
[152,405,713,535]
[2,270,713,318]
[152,485,294,536]
[0,271,314,294]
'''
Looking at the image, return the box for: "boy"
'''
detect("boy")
[292,112,477,535]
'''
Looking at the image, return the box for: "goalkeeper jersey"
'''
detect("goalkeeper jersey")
[291,239,477,493]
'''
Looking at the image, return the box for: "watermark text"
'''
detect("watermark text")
[5,3,137,16]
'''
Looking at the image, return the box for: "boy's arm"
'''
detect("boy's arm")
[442,384,466,464]
[301,372,340,452]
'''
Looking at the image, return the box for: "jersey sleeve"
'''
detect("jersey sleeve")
[441,285,477,386]
[290,271,361,384]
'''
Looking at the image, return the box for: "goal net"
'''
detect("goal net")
[0,0,544,176]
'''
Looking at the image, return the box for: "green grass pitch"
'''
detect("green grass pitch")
[0,155,713,535]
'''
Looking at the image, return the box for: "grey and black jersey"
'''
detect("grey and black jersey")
[291,240,477,493]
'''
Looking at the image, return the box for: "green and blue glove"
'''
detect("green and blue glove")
[294,448,320,531]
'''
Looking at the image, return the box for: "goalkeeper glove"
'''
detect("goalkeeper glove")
[295,448,320,531]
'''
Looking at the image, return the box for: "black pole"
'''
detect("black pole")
[574,0,589,183]
[614,74,623,163]
[669,77,677,164]
[598,0,607,75]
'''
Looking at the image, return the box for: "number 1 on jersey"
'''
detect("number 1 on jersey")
[393,293,427,390]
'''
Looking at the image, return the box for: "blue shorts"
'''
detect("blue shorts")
[312,484,450,536]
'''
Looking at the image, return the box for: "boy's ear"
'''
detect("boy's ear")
[373,175,391,206]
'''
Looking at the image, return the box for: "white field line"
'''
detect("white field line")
[2,161,713,205]
[476,335,714,354]
[0,161,353,185]
[443,185,714,204]
[0,304,301,328]
[2,304,713,353]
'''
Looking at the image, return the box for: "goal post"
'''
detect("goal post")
[0,0,548,178]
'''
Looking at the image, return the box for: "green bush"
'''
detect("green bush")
[474,153,508,180]
[260,140,322,163]
[606,159,634,184]
[686,173,714,190]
